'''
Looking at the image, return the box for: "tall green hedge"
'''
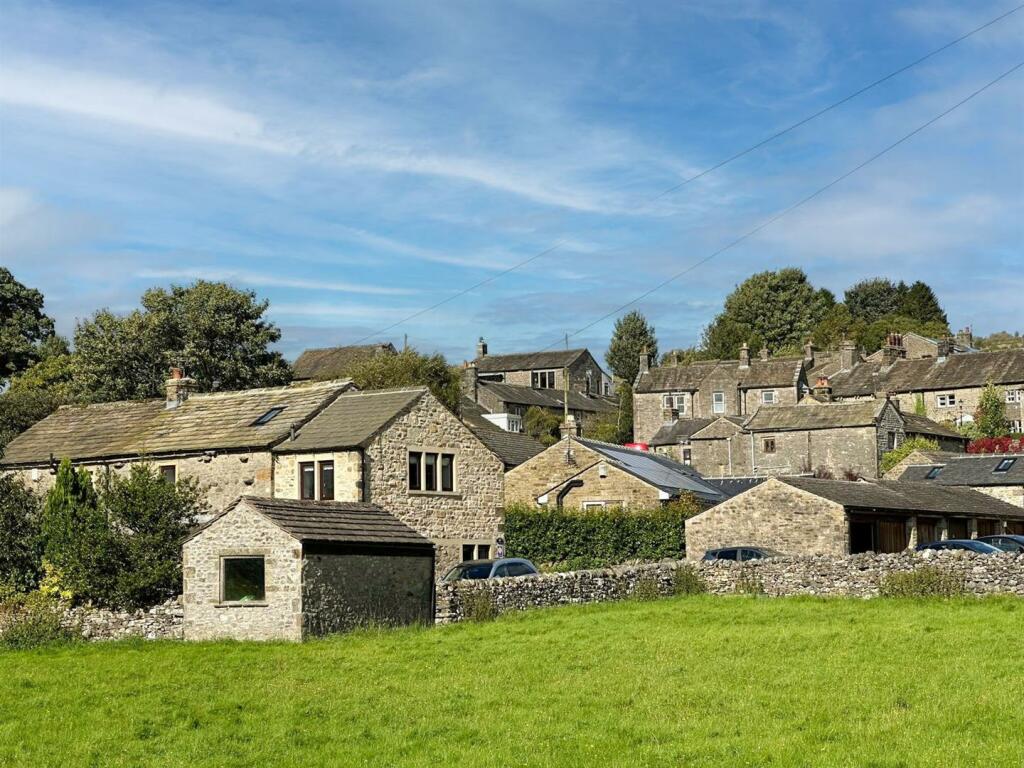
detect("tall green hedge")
[504,500,699,570]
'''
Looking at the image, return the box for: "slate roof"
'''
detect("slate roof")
[898,454,1024,487]
[575,438,726,503]
[779,476,1024,518]
[1,380,352,466]
[900,413,967,441]
[471,427,546,469]
[187,496,432,547]
[743,400,886,432]
[635,357,803,393]
[292,343,397,381]
[478,380,617,414]
[475,349,588,373]
[649,418,714,446]
[828,349,1024,397]
[275,388,426,452]
[705,476,769,498]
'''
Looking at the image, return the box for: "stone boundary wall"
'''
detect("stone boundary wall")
[437,552,1024,622]
[64,599,183,641]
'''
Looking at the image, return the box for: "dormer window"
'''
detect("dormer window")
[761,390,777,405]
[251,407,285,426]
[925,466,943,479]
[994,458,1016,473]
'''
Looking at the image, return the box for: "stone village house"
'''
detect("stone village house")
[505,431,726,511]
[686,476,1024,561]
[472,338,613,396]
[892,452,1024,508]
[291,342,398,381]
[1,371,505,572]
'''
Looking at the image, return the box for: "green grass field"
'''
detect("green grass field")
[2,597,1022,767]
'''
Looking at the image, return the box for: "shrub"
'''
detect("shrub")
[672,564,708,596]
[504,499,699,570]
[0,475,43,593]
[880,437,941,475]
[969,436,1024,454]
[41,459,206,610]
[0,591,81,650]
[460,589,498,622]
[734,568,765,596]
[630,574,661,602]
[879,566,967,598]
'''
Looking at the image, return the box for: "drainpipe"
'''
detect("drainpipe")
[555,479,584,509]
[749,432,756,475]
[727,437,733,477]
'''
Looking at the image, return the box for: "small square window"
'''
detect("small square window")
[936,393,957,408]
[462,543,475,561]
[299,462,316,500]
[762,437,776,454]
[994,458,1016,473]
[761,390,776,405]
[222,557,265,602]
[477,544,490,559]
[251,407,285,426]
[159,465,176,484]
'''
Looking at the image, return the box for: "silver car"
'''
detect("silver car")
[442,557,539,582]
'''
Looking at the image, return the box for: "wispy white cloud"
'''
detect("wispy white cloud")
[136,267,420,296]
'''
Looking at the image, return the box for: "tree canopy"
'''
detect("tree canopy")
[0,268,55,383]
[702,268,834,358]
[605,311,658,384]
[73,281,292,402]
[347,347,462,414]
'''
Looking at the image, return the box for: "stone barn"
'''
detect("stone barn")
[686,476,1024,560]
[182,496,435,641]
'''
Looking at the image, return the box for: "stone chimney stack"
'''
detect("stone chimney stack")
[738,343,750,368]
[955,326,973,349]
[638,348,652,376]
[803,341,816,367]
[462,361,479,402]
[839,339,857,371]
[812,375,832,402]
[165,367,196,409]
[476,337,488,359]
[559,413,580,440]
[936,336,953,362]
[759,346,770,362]
[880,332,906,366]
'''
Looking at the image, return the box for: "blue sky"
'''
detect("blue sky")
[1,0,1021,365]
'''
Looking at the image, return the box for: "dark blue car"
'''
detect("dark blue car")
[978,534,1024,553]
[916,539,1002,554]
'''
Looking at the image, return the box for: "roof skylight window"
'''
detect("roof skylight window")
[994,458,1016,473]
[925,466,943,479]
[251,407,285,426]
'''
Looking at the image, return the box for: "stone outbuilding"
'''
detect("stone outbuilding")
[472,339,612,396]
[686,476,1024,560]
[182,496,435,641]
[506,435,726,510]
[292,343,398,381]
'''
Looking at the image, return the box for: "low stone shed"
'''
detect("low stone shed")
[182,496,435,641]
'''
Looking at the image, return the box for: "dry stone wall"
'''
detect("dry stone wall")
[438,551,1024,622]
[62,599,184,641]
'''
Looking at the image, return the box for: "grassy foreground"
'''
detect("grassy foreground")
[2,597,1023,767]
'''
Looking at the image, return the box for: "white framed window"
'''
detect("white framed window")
[681,447,692,465]
[1011,420,1023,433]
[507,415,523,433]
[661,392,686,411]
[712,391,726,414]
[408,451,456,493]
[761,390,777,405]
[936,393,957,408]
[1006,389,1022,404]
[531,370,556,389]
[582,501,608,510]
[461,543,491,561]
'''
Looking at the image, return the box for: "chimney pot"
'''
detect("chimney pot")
[476,337,488,359]
[559,414,581,440]
[165,367,195,409]
[738,343,750,368]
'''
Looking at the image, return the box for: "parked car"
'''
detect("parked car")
[916,539,1002,554]
[978,534,1024,553]
[442,558,539,582]
[702,546,783,562]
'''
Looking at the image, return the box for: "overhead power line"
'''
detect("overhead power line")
[349,3,1024,346]
[533,60,1024,354]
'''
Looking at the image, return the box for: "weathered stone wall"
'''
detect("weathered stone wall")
[692,432,751,477]
[685,478,849,559]
[58,599,183,641]
[11,450,274,519]
[437,551,1024,622]
[273,450,362,501]
[553,462,663,509]
[975,485,1024,508]
[364,392,504,572]
[505,438,603,505]
[182,502,303,641]
[302,548,434,635]
[633,391,673,444]
[740,385,799,416]
[893,386,1024,426]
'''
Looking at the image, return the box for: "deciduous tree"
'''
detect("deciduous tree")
[348,347,461,414]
